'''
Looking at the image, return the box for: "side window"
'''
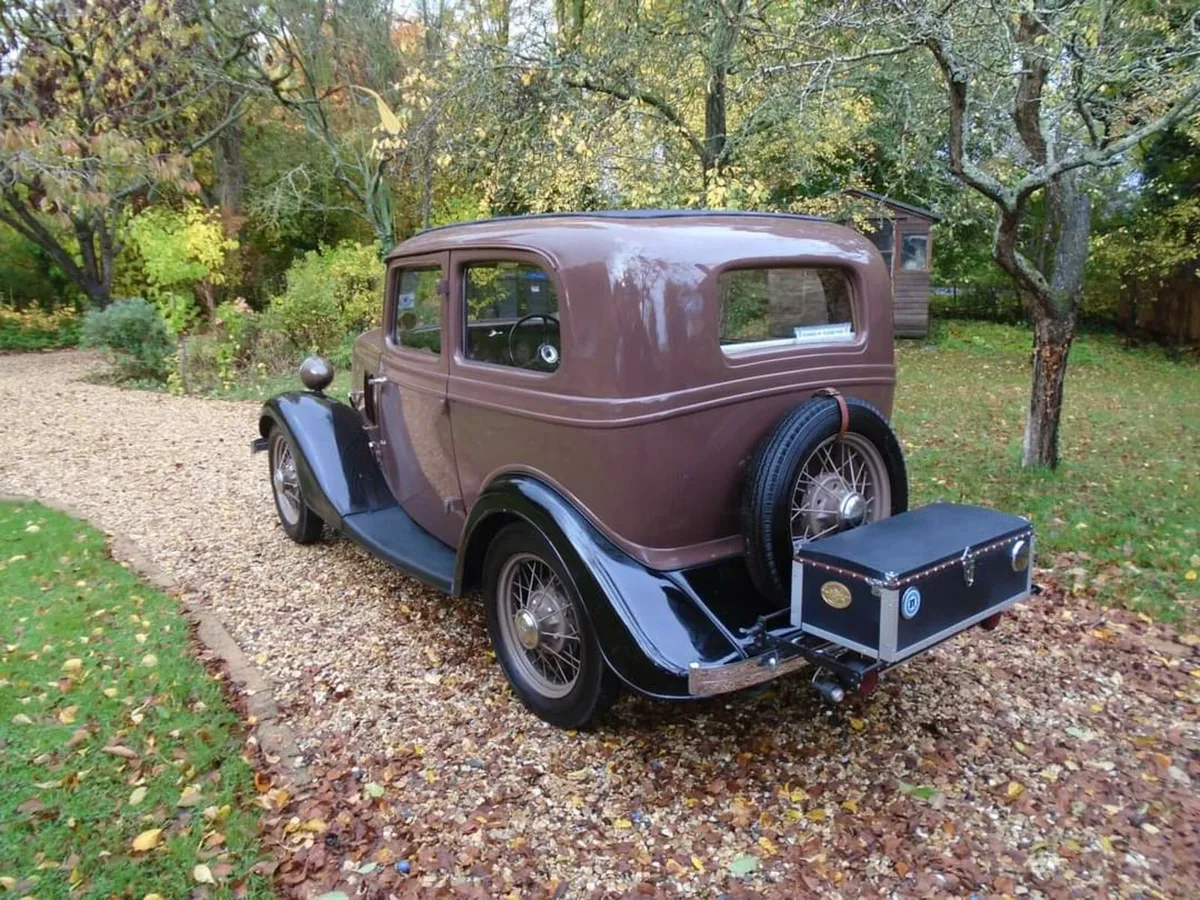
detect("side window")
[719,267,854,352]
[393,266,442,355]
[463,261,560,372]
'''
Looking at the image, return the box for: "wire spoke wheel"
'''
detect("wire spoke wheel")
[496,552,582,699]
[271,434,302,526]
[790,432,891,549]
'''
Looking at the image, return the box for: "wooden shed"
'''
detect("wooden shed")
[844,189,941,338]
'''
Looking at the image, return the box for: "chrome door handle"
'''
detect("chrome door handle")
[368,375,388,386]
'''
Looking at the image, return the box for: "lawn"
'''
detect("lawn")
[0,502,270,897]
[895,320,1199,623]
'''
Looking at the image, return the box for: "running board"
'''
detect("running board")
[339,506,456,593]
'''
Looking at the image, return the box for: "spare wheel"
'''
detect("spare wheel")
[742,395,908,603]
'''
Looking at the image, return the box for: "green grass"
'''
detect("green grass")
[896,320,1199,623]
[0,502,270,898]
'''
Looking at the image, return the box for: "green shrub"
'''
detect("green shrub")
[80,298,173,381]
[0,304,81,351]
[268,241,381,355]
[212,298,260,385]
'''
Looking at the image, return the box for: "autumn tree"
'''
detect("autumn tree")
[848,0,1200,468]
[0,0,249,307]
[247,0,460,252]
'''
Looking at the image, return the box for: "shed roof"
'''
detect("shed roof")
[843,189,942,223]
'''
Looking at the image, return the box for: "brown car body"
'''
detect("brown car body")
[352,211,895,569]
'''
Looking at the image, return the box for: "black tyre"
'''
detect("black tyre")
[483,523,620,728]
[268,427,324,544]
[742,396,907,603]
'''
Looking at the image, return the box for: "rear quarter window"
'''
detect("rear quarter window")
[719,267,855,352]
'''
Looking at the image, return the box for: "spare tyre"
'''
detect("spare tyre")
[742,395,908,603]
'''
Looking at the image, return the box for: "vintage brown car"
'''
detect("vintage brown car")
[253,211,1033,727]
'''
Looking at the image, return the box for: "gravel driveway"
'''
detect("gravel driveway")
[2,349,1197,898]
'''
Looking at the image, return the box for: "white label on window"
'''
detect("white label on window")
[398,291,415,310]
[793,322,853,343]
[530,285,540,293]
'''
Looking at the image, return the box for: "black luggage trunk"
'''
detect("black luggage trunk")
[791,503,1033,663]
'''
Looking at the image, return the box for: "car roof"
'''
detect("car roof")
[414,209,824,238]
[386,209,833,261]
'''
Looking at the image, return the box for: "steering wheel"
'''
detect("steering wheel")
[507,312,560,369]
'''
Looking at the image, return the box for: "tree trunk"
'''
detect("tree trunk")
[214,118,246,233]
[1023,314,1074,469]
[1020,178,1089,468]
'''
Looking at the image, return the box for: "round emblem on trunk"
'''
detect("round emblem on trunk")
[901,587,922,619]
[820,581,852,609]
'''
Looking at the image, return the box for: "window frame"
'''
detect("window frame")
[715,263,861,359]
[449,248,568,382]
[385,255,446,362]
[900,232,931,272]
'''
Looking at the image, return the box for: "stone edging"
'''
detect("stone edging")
[0,493,311,785]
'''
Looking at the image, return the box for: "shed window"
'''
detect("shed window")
[868,219,894,274]
[719,268,854,352]
[463,261,561,372]
[900,234,929,271]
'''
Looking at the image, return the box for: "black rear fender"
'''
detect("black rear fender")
[455,474,744,699]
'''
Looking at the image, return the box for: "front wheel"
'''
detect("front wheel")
[268,428,324,544]
[483,523,619,728]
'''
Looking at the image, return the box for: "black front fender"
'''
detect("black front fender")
[258,392,394,528]
[455,475,748,699]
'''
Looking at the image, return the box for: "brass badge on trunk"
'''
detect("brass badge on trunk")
[820,581,852,609]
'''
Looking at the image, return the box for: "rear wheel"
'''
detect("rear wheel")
[742,397,907,603]
[268,428,324,544]
[483,523,619,727]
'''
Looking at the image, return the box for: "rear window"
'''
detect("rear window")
[719,267,854,352]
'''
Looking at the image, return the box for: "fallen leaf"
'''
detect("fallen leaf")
[849,717,865,731]
[364,782,386,799]
[61,658,83,674]
[131,829,162,852]
[728,854,758,875]
[177,785,202,807]
[57,705,78,725]
[129,786,147,806]
[193,864,215,884]
[1006,781,1026,799]
[102,745,137,760]
[11,713,33,726]
[613,818,632,829]
[141,654,158,668]
[758,836,778,856]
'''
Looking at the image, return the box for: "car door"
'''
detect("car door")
[373,252,464,547]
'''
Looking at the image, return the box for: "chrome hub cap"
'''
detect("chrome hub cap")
[792,433,891,549]
[497,553,581,698]
[513,609,541,650]
[838,492,867,526]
